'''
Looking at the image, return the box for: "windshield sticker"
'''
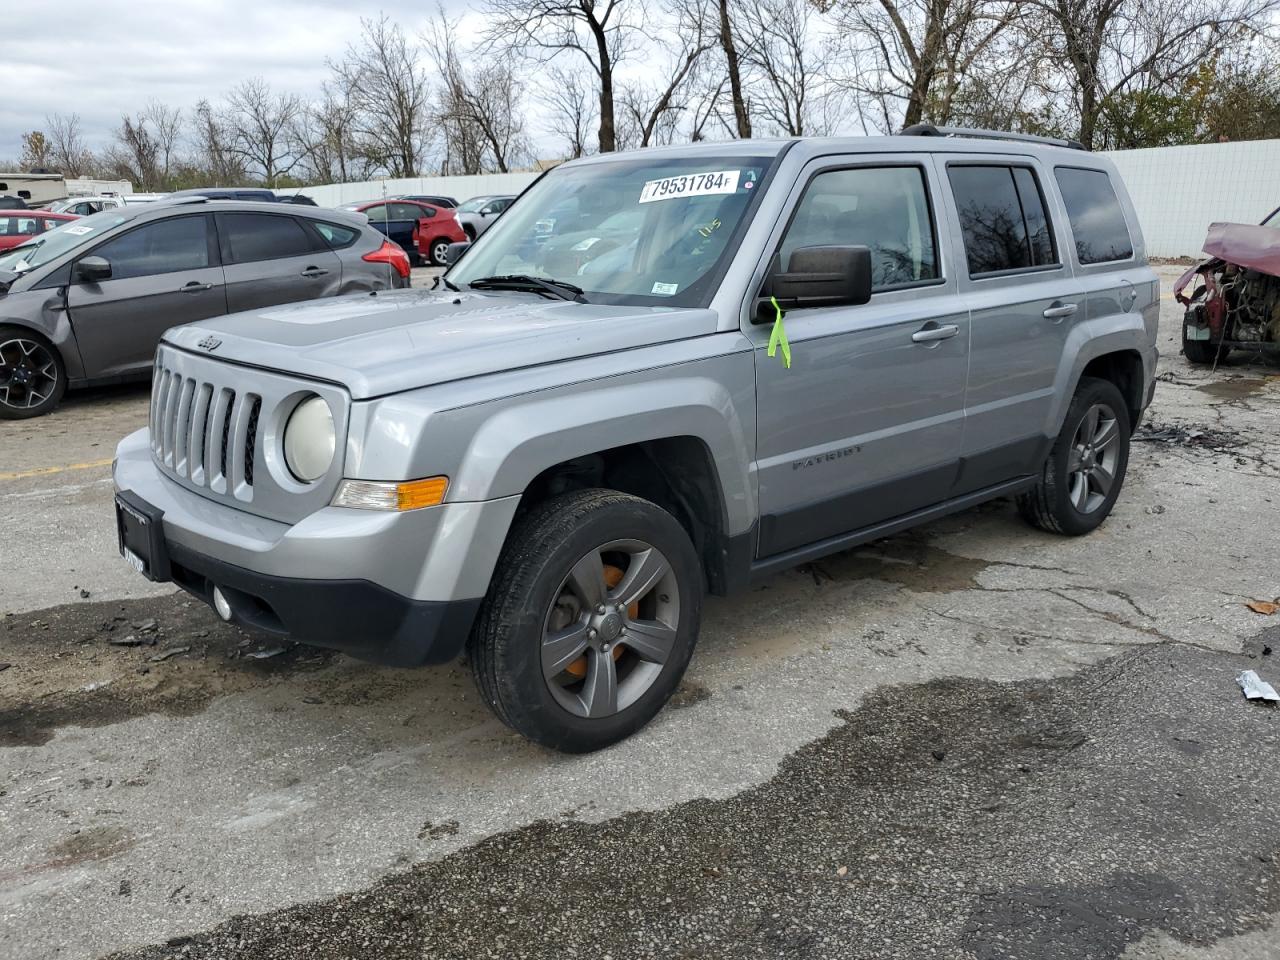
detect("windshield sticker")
[64,225,94,235]
[651,281,679,296]
[571,237,602,251]
[639,170,741,204]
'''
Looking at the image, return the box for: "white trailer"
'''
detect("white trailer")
[0,172,67,207]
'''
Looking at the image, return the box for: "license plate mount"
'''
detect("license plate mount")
[115,490,171,582]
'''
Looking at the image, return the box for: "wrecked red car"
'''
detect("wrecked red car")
[1175,207,1280,364]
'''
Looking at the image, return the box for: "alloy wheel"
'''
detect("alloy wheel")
[541,539,681,719]
[0,337,59,412]
[1066,402,1120,514]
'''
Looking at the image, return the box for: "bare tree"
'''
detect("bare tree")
[331,16,433,177]
[1026,0,1280,148]
[224,78,302,186]
[106,115,160,188]
[543,65,597,159]
[292,85,379,184]
[618,1,715,148]
[483,0,637,153]
[425,11,529,174]
[192,99,246,186]
[738,0,825,135]
[825,0,1021,130]
[716,0,754,137]
[46,113,94,176]
[143,101,183,183]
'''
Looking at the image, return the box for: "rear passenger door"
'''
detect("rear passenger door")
[751,156,969,558]
[216,212,342,313]
[1052,164,1152,365]
[938,157,1083,493]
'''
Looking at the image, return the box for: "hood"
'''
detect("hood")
[1173,221,1280,301]
[162,288,718,399]
[0,269,18,294]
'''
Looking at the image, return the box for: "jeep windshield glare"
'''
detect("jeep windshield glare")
[447,155,775,307]
[0,211,129,273]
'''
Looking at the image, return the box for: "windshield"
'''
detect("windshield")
[456,197,492,213]
[447,155,774,306]
[0,210,129,273]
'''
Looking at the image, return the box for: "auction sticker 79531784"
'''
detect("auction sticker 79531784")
[639,170,741,203]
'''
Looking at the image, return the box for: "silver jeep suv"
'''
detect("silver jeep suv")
[113,128,1158,752]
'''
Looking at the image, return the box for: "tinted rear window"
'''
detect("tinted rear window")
[220,213,315,263]
[949,165,1059,275]
[1053,167,1133,264]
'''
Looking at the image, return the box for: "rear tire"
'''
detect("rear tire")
[429,238,451,266]
[467,489,702,753]
[0,326,66,420]
[1018,377,1130,536]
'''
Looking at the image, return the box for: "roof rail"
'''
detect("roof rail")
[900,123,1087,152]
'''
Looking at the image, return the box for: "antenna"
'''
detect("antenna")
[379,177,393,290]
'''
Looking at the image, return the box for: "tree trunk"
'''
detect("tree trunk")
[718,0,752,138]
[588,16,617,152]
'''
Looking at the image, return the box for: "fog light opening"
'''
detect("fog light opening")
[212,586,233,622]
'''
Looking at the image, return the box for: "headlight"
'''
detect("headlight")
[283,395,335,482]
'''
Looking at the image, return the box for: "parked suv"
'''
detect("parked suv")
[0,198,409,418]
[113,130,1158,751]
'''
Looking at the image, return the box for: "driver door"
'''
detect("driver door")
[750,157,970,559]
[66,213,226,379]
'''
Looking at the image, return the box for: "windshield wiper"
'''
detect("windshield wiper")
[467,274,587,303]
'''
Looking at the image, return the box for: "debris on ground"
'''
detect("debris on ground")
[1246,600,1279,616]
[1236,670,1280,702]
[245,646,288,660]
[1134,421,1244,453]
[148,646,191,662]
[0,662,11,672]
[107,635,154,647]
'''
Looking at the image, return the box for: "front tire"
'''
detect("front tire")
[1018,377,1131,536]
[468,489,703,753]
[1182,313,1220,365]
[0,326,66,419]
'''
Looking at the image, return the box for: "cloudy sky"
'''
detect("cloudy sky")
[0,0,478,161]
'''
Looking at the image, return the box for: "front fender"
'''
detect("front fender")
[453,368,756,537]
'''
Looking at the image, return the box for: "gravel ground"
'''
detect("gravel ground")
[3,264,1280,959]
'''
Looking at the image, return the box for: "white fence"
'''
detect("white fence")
[289,172,540,208]
[1102,139,1280,259]
[292,139,1280,260]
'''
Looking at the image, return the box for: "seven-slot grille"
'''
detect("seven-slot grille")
[150,362,261,501]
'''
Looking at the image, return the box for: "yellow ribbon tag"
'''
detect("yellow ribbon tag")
[767,296,791,369]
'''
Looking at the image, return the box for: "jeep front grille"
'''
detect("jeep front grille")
[151,369,259,501]
[148,344,350,525]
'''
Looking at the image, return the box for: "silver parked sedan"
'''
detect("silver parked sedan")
[453,194,515,241]
[0,197,410,418]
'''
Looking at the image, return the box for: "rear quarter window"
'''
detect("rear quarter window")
[312,221,359,249]
[1053,167,1134,264]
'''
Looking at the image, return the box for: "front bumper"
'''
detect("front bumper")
[113,428,518,666]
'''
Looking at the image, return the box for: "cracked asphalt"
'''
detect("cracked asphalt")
[3,264,1280,959]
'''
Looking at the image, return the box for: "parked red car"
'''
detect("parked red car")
[0,210,79,253]
[338,199,467,267]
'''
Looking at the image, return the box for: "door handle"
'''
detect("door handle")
[301,267,329,278]
[1042,302,1078,320]
[911,323,960,343]
[179,281,213,293]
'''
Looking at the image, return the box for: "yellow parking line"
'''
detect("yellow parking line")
[0,457,114,481]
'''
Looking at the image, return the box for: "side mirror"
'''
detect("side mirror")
[75,256,112,283]
[756,245,872,322]
[444,241,471,265]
